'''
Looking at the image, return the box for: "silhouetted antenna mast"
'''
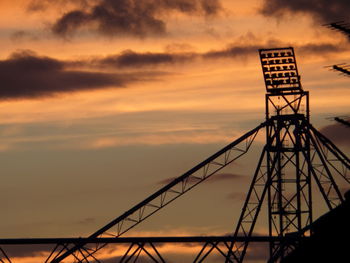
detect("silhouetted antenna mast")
[332,64,350,76]
[326,21,350,39]
[325,21,350,78]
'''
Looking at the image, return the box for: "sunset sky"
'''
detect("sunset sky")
[0,0,349,262]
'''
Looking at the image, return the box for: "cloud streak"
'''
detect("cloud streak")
[95,50,196,68]
[89,40,347,69]
[0,50,164,100]
[1,244,53,258]
[260,0,350,23]
[1,37,346,100]
[46,0,222,37]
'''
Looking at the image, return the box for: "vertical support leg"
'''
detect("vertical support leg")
[226,146,271,263]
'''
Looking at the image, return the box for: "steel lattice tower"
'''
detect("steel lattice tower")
[261,48,313,260]
[226,47,348,263]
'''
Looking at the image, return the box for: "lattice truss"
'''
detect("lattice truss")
[0,48,349,263]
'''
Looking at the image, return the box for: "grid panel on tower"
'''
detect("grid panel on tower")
[259,47,302,93]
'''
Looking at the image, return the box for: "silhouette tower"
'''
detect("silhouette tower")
[225,47,349,263]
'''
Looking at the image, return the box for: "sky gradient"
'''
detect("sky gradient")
[0,0,349,262]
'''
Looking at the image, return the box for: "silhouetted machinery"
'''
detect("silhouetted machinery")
[0,48,349,262]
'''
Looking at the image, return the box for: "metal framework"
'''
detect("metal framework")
[0,47,349,263]
[224,47,349,263]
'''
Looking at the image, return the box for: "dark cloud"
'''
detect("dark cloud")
[88,40,346,69]
[95,50,196,68]
[0,50,163,100]
[298,43,347,55]
[201,32,348,59]
[10,30,42,43]
[319,120,350,147]
[204,45,260,59]
[2,38,345,100]
[207,39,347,59]
[205,39,346,60]
[1,244,53,258]
[47,0,221,37]
[260,0,350,23]
[10,31,33,42]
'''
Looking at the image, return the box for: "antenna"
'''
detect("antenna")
[332,64,350,76]
[325,21,350,78]
[325,21,350,39]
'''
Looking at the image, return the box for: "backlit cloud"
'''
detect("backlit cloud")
[94,49,196,68]
[260,0,350,23]
[45,0,222,37]
[1,36,346,101]
[90,40,347,69]
[1,245,53,258]
[0,50,165,100]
